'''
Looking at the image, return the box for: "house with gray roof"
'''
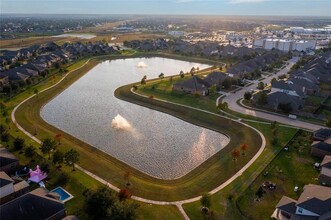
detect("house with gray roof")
[319,155,331,186]
[204,72,228,89]
[271,80,306,98]
[173,76,210,96]
[0,69,30,82]
[273,184,331,220]
[311,139,331,158]
[0,187,66,220]
[0,148,19,174]
[252,91,304,113]
[291,71,319,85]
[287,78,320,95]
[313,129,331,141]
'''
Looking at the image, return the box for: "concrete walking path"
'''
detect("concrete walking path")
[12,59,267,220]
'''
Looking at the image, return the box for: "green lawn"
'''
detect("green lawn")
[182,122,298,219]
[237,130,319,220]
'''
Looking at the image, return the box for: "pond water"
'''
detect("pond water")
[53,33,96,39]
[41,57,230,179]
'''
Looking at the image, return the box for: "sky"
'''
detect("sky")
[1,0,330,16]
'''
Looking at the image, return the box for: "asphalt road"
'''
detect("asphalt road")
[222,57,326,131]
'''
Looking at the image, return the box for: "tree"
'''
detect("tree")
[25,145,36,157]
[217,101,228,111]
[124,171,131,186]
[257,82,264,90]
[0,124,7,135]
[158,73,164,79]
[209,84,217,94]
[190,67,195,75]
[222,78,233,89]
[83,187,139,220]
[179,71,185,78]
[65,149,79,171]
[54,134,62,145]
[200,193,211,208]
[257,92,268,105]
[278,102,292,114]
[241,143,248,156]
[34,89,39,98]
[84,187,116,220]
[244,91,252,101]
[13,137,25,151]
[118,188,132,201]
[140,75,147,85]
[231,148,240,161]
[110,202,139,220]
[40,138,57,159]
[53,150,64,165]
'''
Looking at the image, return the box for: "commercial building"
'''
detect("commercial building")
[253,38,316,52]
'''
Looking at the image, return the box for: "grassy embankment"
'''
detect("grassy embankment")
[134,73,299,219]
[6,53,295,219]
[15,62,261,201]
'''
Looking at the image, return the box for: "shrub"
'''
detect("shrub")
[56,172,70,186]
[13,137,25,151]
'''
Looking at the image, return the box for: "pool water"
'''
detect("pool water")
[51,187,73,202]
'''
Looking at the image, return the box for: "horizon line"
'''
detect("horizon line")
[1,13,331,18]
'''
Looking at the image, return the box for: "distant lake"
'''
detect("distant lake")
[53,33,96,39]
[41,58,229,179]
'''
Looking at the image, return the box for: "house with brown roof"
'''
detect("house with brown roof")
[273,184,331,220]
[319,155,331,186]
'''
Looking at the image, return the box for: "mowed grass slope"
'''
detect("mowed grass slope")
[15,55,262,201]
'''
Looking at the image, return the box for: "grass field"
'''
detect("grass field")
[182,122,298,219]
[237,130,319,220]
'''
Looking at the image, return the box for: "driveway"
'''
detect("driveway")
[222,57,325,131]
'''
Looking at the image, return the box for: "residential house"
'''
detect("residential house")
[19,48,33,59]
[0,69,29,82]
[204,71,228,89]
[0,148,19,174]
[15,67,39,77]
[0,171,29,205]
[273,184,331,220]
[259,91,304,113]
[319,155,331,186]
[313,128,331,141]
[291,71,320,85]
[0,187,66,220]
[287,78,320,95]
[271,81,306,98]
[173,76,210,96]
[311,138,331,158]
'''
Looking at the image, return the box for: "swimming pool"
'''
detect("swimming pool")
[51,187,74,202]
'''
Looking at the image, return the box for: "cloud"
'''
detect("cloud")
[229,0,268,3]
